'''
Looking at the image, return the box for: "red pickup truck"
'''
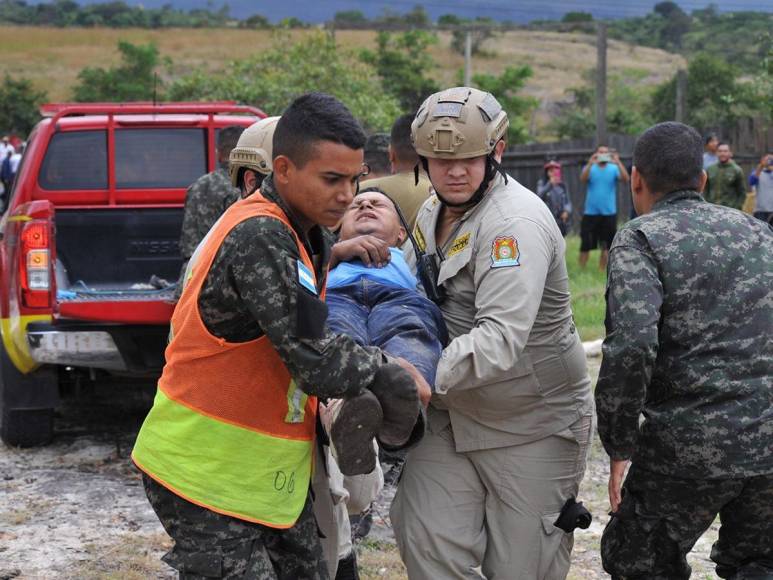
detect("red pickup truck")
[0,102,264,446]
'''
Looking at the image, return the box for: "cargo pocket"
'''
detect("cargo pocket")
[600,498,662,577]
[536,513,572,580]
[162,537,262,579]
[162,546,222,578]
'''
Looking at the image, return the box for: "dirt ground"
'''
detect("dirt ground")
[0,357,721,580]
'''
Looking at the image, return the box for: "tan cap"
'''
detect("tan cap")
[229,116,280,187]
[412,87,509,160]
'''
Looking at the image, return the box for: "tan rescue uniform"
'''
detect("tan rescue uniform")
[391,174,594,579]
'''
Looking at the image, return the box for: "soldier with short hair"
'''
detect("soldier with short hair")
[704,141,747,210]
[177,125,245,291]
[596,121,773,580]
[133,93,428,579]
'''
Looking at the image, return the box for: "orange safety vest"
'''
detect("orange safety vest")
[132,194,320,528]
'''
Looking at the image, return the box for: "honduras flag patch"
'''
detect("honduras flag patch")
[297,260,317,294]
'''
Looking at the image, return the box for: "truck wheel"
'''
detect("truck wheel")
[1,407,54,447]
[0,345,59,447]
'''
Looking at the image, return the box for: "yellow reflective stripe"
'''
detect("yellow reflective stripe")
[132,388,312,528]
[7,215,32,223]
[285,379,307,424]
[1,315,52,373]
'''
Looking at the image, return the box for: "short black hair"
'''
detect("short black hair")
[634,122,703,195]
[364,133,391,175]
[273,92,366,168]
[390,114,417,165]
[217,125,244,155]
[704,132,718,145]
[717,141,731,149]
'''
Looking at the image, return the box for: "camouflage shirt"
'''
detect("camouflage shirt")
[596,190,773,479]
[705,160,747,210]
[196,173,384,399]
[179,166,240,261]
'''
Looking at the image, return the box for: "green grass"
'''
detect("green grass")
[565,236,607,342]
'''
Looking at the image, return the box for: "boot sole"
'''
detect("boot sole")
[331,391,383,476]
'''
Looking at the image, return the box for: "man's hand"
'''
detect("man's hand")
[608,458,630,513]
[560,211,570,223]
[393,357,432,408]
[330,235,391,269]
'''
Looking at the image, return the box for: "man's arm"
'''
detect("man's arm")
[225,218,384,399]
[580,156,595,183]
[434,216,553,393]
[613,152,630,183]
[595,229,662,462]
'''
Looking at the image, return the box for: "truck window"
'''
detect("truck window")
[115,128,206,189]
[39,130,108,190]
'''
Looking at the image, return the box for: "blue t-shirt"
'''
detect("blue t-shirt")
[584,163,620,216]
[327,247,417,291]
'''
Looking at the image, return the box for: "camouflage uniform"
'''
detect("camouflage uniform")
[176,165,240,297]
[705,160,747,210]
[147,174,385,579]
[596,190,773,579]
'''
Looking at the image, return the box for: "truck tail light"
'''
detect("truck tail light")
[20,221,52,308]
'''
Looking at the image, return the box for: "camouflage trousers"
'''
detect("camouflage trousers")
[601,465,773,580]
[143,474,329,580]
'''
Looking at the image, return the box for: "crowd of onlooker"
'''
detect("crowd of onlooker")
[534,133,772,269]
[0,135,24,208]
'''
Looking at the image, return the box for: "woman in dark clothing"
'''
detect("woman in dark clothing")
[537,160,572,236]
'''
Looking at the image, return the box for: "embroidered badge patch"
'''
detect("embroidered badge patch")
[448,232,471,257]
[297,260,317,294]
[413,225,427,252]
[491,236,520,268]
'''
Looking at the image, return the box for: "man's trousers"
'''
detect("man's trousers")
[601,465,773,580]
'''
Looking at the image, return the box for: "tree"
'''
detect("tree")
[0,74,47,136]
[654,1,690,48]
[562,12,593,23]
[552,69,656,139]
[439,14,497,57]
[72,41,162,101]
[468,66,536,144]
[649,53,753,127]
[167,32,401,132]
[240,13,270,29]
[751,34,772,122]
[360,30,439,112]
[333,10,368,26]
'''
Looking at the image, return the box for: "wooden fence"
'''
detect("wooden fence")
[500,118,771,232]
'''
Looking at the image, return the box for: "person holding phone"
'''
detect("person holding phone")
[579,145,629,270]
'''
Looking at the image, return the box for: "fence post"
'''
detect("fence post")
[464,29,472,86]
[595,22,608,147]
[675,69,687,123]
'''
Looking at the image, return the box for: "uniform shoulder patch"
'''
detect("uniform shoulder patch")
[297,260,317,294]
[448,232,471,257]
[491,236,520,268]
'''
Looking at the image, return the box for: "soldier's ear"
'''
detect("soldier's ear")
[273,155,292,186]
[698,170,708,193]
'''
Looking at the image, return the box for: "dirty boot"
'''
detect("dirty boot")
[369,363,420,448]
[331,390,382,476]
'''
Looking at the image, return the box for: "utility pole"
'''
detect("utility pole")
[675,69,687,123]
[595,22,608,146]
[464,29,472,86]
